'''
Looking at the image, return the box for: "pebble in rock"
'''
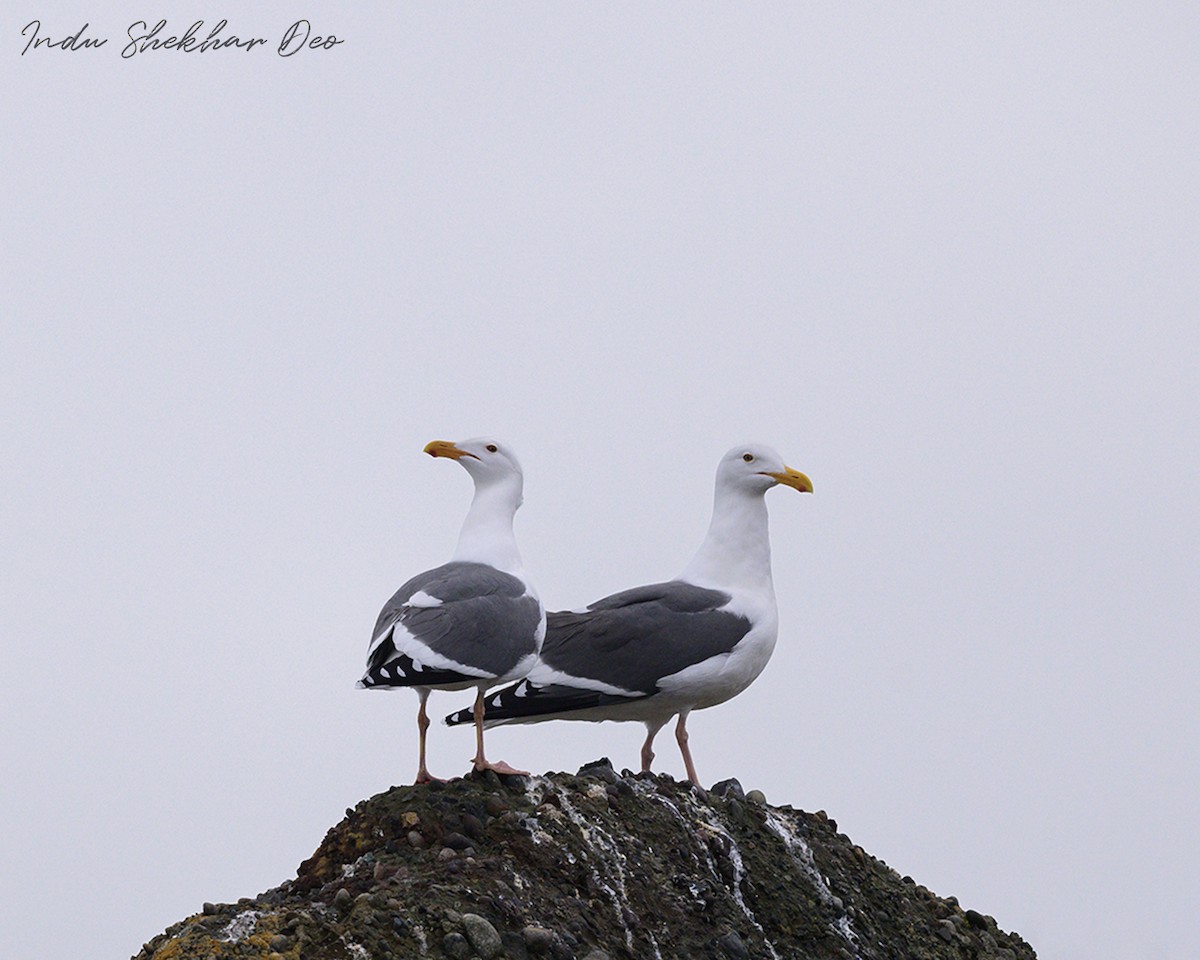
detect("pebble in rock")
[580,950,611,960]
[716,930,750,959]
[484,795,508,817]
[334,888,352,908]
[476,769,504,790]
[442,932,471,959]
[745,789,767,804]
[577,758,619,785]
[408,830,425,849]
[522,925,555,953]
[374,862,400,882]
[442,831,474,851]
[461,913,503,959]
[711,778,744,800]
[965,909,989,930]
[501,931,531,960]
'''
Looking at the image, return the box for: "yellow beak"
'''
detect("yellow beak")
[764,466,813,493]
[423,440,477,460]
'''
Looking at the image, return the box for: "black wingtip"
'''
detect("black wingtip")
[443,684,516,726]
[443,707,474,727]
[444,679,645,727]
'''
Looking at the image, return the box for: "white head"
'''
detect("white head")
[424,438,527,569]
[678,443,812,589]
[715,443,813,496]
[423,437,524,500]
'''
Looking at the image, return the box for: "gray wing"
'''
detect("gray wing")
[541,580,752,695]
[360,562,541,687]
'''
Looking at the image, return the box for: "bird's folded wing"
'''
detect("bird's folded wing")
[361,561,541,687]
[540,580,753,696]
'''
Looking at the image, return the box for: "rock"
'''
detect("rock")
[442,831,474,851]
[201,902,216,916]
[580,950,611,960]
[711,778,745,800]
[442,931,471,959]
[484,794,508,817]
[745,789,767,804]
[577,758,619,784]
[461,913,502,959]
[501,773,530,792]
[716,929,750,959]
[501,930,530,960]
[139,771,1039,960]
[374,861,399,882]
[522,925,555,953]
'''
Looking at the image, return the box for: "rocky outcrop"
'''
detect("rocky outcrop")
[134,760,1036,959]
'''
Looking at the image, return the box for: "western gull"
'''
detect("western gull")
[358,438,544,782]
[444,444,811,786]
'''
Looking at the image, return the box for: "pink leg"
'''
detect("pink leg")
[641,719,666,773]
[414,689,443,784]
[472,688,529,776]
[675,712,700,786]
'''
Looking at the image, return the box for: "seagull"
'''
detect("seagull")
[358,438,544,783]
[444,444,811,786]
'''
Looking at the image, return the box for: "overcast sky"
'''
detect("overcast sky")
[3,4,1197,959]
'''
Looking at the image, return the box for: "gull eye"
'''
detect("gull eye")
[486,444,498,453]
[742,453,754,462]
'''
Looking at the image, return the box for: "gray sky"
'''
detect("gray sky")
[3,4,1197,959]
